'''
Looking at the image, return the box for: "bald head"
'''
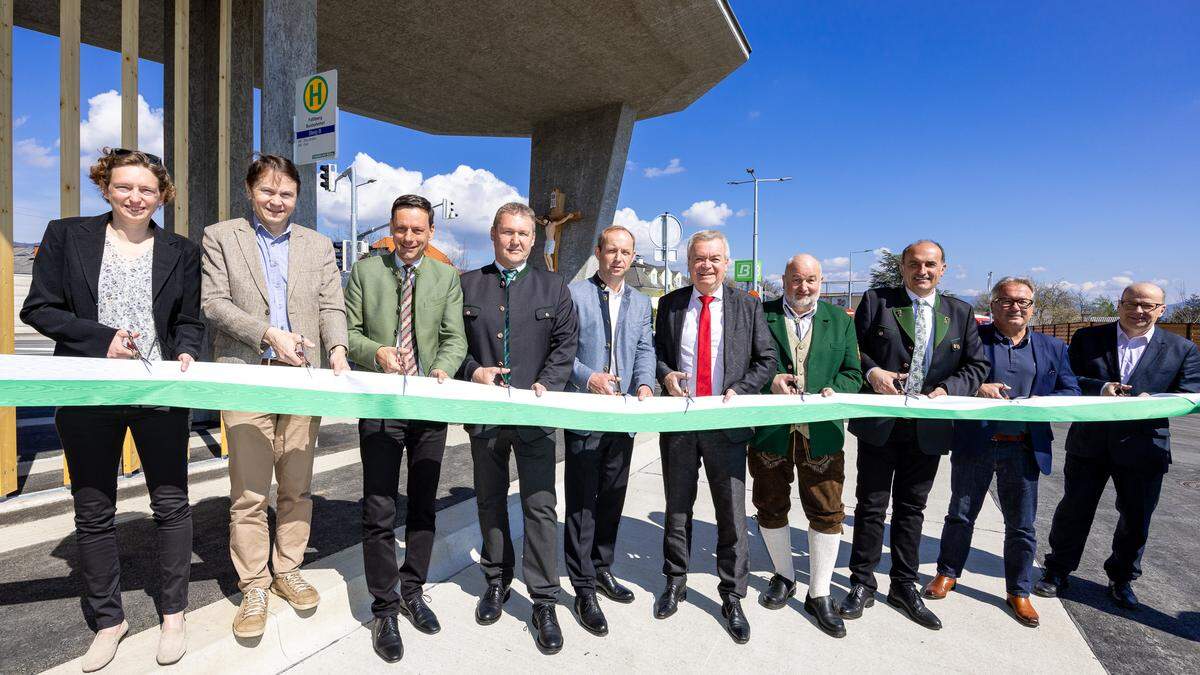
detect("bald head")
[783,253,823,312]
[1118,281,1167,337]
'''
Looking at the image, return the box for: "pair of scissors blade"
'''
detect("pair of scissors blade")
[125,332,153,374]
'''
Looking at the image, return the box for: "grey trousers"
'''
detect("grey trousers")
[660,431,750,600]
[470,428,561,603]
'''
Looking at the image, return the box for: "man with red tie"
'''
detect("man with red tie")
[652,230,777,644]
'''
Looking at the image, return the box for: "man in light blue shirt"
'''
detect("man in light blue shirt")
[254,220,293,359]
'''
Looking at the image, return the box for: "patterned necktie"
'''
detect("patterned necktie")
[695,295,715,396]
[396,264,418,375]
[908,298,928,394]
[501,268,517,385]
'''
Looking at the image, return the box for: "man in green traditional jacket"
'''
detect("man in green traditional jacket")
[344,194,467,663]
[748,254,862,638]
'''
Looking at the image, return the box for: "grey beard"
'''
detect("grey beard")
[788,295,818,312]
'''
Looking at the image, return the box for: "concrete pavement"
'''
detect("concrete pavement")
[45,433,1103,674]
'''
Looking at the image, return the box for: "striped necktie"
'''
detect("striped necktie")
[501,268,517,385]
[908,298,928,394]
[396,264,419,375]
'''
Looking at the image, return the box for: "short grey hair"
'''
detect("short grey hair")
[991,276,1035,300]
[491,202,536,229]
[901,239,946,264]
[686,230,730,259]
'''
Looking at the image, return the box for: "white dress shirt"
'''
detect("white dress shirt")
[493,259,527,275]
[783,299,816,342]
[906,286,936,375]
[1117,325,1155,384]
[679,285,725,395]
[604,280,624,375]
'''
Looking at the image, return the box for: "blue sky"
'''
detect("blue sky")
[10,1,1199,299]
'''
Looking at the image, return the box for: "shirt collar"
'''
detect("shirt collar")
[783,298,816,323]
[253,217,292,242]
[591,273,625,296]
[1117,324,1155,346]
[906,286,936,305]
[691,284,724,303]
[494,259,527,275]
[395,252,424,269]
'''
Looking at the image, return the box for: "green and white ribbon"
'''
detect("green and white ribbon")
[0,355,1197,433]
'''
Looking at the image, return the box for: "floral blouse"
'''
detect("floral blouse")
[96,235,161,360]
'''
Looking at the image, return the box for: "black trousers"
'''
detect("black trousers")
[1044,452,1165,584]
[660,431,749,600]
[55,405,192,629]
[564,431,635,593]
[359,418,447,618]
[470,429,560,602]
[849,425,942,592]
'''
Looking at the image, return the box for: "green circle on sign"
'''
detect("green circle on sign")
[303,76,329,114]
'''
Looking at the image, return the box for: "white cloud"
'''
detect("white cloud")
[823,256,849,269]
[316,152,525,265]
[15,138,56,168]
[78,90,165,163]
[643,158,685,178]
[1030,266,1047,273]
[682,200,733,228]
[14,115,28,128]
[735,208,749,217]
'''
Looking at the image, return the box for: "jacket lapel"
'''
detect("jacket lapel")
[74,213,110,301]
[765,302,792,372]
[285,224,303,304]
[893,304,915,344]
[1028,330,1045,392]
[671,287,688,369]
[722,288,736,376]
[1126,328,1165,387]
[150,223,180,301]
[1103,322,1121,380]
[233,218,269,304]
[934,293,951,346]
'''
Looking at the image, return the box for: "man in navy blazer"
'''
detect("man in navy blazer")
[923,277,1079,628]
[563,225,656,636]
[1035,282,1200,610]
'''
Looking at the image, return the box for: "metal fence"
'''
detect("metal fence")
[1032,322,1200,346]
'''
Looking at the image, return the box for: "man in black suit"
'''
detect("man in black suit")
[456,202,578,654]
[839,240,989,630]
[1035,282,1200,610]
[652,230,777,644]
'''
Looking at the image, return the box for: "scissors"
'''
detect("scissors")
[295,334,314,377]
[124,331,153,374]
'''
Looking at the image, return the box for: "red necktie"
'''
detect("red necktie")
[696,295,715,396]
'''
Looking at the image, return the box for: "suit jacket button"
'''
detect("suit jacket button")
[499,305,505,311]
[902,362,909,369]
[877,329,884,336]
[496,332,504,339]
[264,309,270,316]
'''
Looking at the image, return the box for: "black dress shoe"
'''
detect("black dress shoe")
[596,570,635,604]
[838,584,875,619]
[531,602,564,654]
[804,594,847,638]
[721,598,751,644]
[654,578,688,619]
[475,584,511,626]
[1033,571,1069,598]
[886,583,943,630]
[758,574,797,610]
[371,616,404,663]
[1108,581,1139,610]
[574,592,609,636]
[399,595,441,635]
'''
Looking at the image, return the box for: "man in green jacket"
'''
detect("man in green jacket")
[344,194,467,664]
[749,254,862,637]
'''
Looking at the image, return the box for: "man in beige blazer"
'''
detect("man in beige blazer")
[201,155,348,639]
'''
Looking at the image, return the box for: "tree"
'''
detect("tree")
[1030,281,1080,325]
[760,277,784,301]
[1168,294,1200,323]
[1090,296,1118,318]
[869,249,903,289]
[972,294,991,317]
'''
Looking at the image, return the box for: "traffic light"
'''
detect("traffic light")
[319,164,335,192]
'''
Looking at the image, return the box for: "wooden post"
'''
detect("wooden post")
[173,0,189,237]
[59,0,81,486]
[217,0,231,222]
[121,0,138,149]
[0,0,16,497]
[220,412,229,457]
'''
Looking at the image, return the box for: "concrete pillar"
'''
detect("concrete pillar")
[220,0,254,224]
[528,103,636,282]
[261,0,317,229]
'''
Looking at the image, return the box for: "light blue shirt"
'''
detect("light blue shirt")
[255,221,292,359]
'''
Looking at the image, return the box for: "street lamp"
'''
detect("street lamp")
[727,168,791,295]
[846,248,874,309]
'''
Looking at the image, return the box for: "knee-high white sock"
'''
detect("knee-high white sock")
[807,530,841,598]
[760,525,795,581]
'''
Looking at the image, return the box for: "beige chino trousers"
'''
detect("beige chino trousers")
[225,410,321,591]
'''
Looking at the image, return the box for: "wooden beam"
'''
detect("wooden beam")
[121,0,138,150]
[1,0,16,497]
[172,0,189,237]
[217,0,231,221]
[59,0,80,218]
[121,429,141,475]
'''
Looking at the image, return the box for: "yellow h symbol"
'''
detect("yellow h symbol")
[305,77,326,112]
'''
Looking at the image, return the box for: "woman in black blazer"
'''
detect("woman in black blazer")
[20,148,203,671]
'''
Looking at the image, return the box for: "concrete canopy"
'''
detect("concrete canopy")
[13,0,749,137]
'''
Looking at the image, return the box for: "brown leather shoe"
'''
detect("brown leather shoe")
[1007,594,1040,627]
[922,575,956,599]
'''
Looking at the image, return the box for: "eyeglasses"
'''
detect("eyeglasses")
[992,298,1033,309]
[107,147,164,167]
[1119,301,1164,312]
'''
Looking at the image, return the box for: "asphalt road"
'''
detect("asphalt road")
[1035,418,1200,674]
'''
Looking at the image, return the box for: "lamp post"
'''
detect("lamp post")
[847,248,874,309]
[727,168,791,295]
